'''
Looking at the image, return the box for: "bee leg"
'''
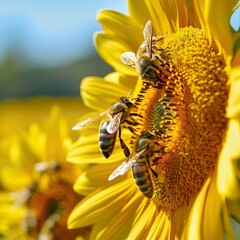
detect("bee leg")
[130,113,144,118]
[128,126,138,135]
[118,127,130,157]
[152,45,165,52]
[152,54,168,65]
[152,35,165,43]
[146,157,158,178]
[150,168,158,178]
[124,119,134,125]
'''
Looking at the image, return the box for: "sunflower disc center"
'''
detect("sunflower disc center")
[130,27,228,209]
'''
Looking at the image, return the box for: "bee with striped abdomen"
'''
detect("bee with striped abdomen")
[108,131,159,198]
[99,121,131,159]
[73,96,135,158]
[121,20,168,85]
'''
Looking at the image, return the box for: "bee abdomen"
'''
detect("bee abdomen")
[99,121,117,159]
[132,162,153,198]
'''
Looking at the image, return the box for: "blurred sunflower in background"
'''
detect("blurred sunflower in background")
[67,0,240,239]
[0,98,90,240]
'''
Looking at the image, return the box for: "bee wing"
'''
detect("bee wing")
[106,112,123,134]
[108,148,147,181]
[35,162,48,173]
[134,148,147,161]
[72,111,108,130]
[143,20,153,58]
[108,157,135,181]
[143,20,153,40]
[120,52,137,68]
[39,214,59,240]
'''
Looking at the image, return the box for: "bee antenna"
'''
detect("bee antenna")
[127,89,133,98]
[131,95,144,101]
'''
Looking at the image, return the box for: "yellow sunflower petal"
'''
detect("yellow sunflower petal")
[170,202,193,238]
[217,118,240,200]
[192,0,212,43]
[0,166,31,190]
[0,192,14,203]
[127,201,157,239]
[81,73,132,111]
[90,192,142,240]
[0,97,84,139]
[204,0,237,62]
[202,171,224,240]
[67,133,125,164]
[176,0,189,27]
[145,0,180,34]
[105,71,137,90]
[95,32,138,76]
[73,162,127,196]
[44,106,69,162]
[128,0,151,27]
[97,10,143,50]
[227,66,240,118]
[68,179,135,228]
[147,209,170,240]
[182,178,211,240]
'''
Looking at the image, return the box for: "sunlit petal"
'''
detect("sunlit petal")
[95,33,138,76]
[81,73,133,111]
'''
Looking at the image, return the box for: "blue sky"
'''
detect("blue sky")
[0,1,239,69]
[0,0,127,68]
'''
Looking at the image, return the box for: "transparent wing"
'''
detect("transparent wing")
[35,162,49,173]
[106,112,123,134]
[143,20,153,58]
[108,158,135,181]
[143,20,152,40]
[35,161,60,173]
[39,214,59,240]
[120,52,137,67]
[108,148,147,181]
[72,111,108,130]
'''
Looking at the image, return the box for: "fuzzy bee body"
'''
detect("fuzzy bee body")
[109,131,158,198]
[132,160,153,198]
[121,20,167,85]
[73,95,135,159]
[99,121,117,159]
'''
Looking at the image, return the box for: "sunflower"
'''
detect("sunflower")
[67,0,240,239]
[0,98,90,239]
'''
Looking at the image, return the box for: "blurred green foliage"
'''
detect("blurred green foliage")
[0,53,112,100]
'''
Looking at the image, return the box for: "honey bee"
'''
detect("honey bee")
[99,121,117,158]
[99,120,131,159]
[108,131,158,198]
[34,161,61,174]
[73,96,135,158]
[11,182,38,207]
[121,20,166,84]
[38,213,59,240]
[22,210,38,234]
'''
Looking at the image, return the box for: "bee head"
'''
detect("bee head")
[140,131,155,140]
[138,57,161,83]
[120,97,134,108]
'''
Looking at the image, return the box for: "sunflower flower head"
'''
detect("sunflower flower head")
[68,0,240,239]
[0,102,90,240]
